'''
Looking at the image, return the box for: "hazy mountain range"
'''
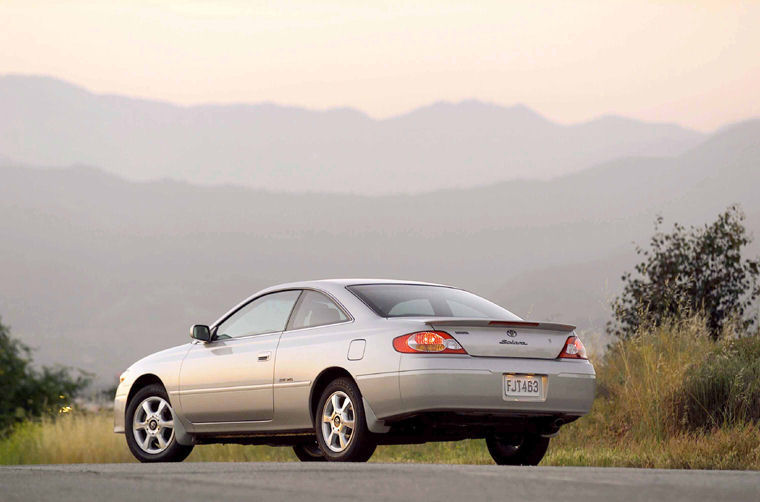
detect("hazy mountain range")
[0,75,704,194]
[0,75,758,384]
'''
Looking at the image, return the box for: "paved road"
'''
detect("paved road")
[1,463,758,502]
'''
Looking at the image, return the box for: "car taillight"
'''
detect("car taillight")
[393,331,467,354]
[558,335,587,359]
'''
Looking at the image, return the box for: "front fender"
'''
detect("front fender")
[112,371,133,433]
[113,344,192,434]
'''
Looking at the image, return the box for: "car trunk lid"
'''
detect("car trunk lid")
[424,318,575,359]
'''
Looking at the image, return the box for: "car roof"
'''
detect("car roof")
[271,278,451,289]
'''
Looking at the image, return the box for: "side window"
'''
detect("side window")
[289,291,348,330]
[216,290,301,338]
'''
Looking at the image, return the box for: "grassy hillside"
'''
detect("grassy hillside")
[3,317,758,468]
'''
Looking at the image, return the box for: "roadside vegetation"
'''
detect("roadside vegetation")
[546,316,760,469]
[610,204,759,340]
[1,205,759,468]
[2,314,758,468]
[0,319,89,434]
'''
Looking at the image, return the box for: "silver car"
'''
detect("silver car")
[114,279,595,464]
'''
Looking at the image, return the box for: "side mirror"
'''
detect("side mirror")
[190,324,212,342]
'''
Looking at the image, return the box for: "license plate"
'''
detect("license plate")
[504,374,544,400]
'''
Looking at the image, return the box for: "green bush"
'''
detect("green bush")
[674,334,760,430]
[611,205,760,340]
[0,317,90,434]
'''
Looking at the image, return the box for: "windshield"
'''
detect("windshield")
[347,284,520,319]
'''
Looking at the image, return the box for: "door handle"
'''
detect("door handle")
[257,351,271,362]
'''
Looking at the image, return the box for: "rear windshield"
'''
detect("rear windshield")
[347,284,520,319]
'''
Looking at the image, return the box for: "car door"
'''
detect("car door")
[178,290,301,423]
[272,290,352,429]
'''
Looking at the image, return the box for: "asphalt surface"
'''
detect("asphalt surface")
[1,463,758,502]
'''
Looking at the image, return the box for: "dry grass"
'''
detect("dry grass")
[545,423,760,469]
[2,316,759,468]
[582,316,714,441]
[0,413,295,465]
[3,413,757,468]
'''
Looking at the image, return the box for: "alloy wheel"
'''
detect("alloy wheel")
[320,391,355,452]
[132,396,175,454]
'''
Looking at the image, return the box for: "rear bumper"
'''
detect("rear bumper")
[390,355,595,420]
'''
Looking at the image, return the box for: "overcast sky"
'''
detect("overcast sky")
[1,0,758,131]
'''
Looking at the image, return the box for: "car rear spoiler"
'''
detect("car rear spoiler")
[422,318,576,332]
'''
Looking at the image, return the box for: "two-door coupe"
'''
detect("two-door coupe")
[114,279,595,464]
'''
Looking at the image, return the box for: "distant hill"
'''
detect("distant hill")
[0,75,703,194]
[0,119,757,382]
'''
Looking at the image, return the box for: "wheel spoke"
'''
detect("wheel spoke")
[141,434,151,450]
[342,418,354,428]
[158,418,173,429]
[331,394,341,414]
[157,400,167,415]
[141,401,152,417]
[322,413,332,423]
[338,431,347,449]
[156,432,167,449]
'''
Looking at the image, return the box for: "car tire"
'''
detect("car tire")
[292,440,327,462]
[486,433,550,466]
[125,384,194,463]
[314,377,376,462]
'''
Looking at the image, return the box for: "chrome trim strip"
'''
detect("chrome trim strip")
[557,372,596,379]
[398,369,492,376]
[356,371,401,380]
[191,419,273,426]
[177,383,273,396]
[272,380,311,388]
